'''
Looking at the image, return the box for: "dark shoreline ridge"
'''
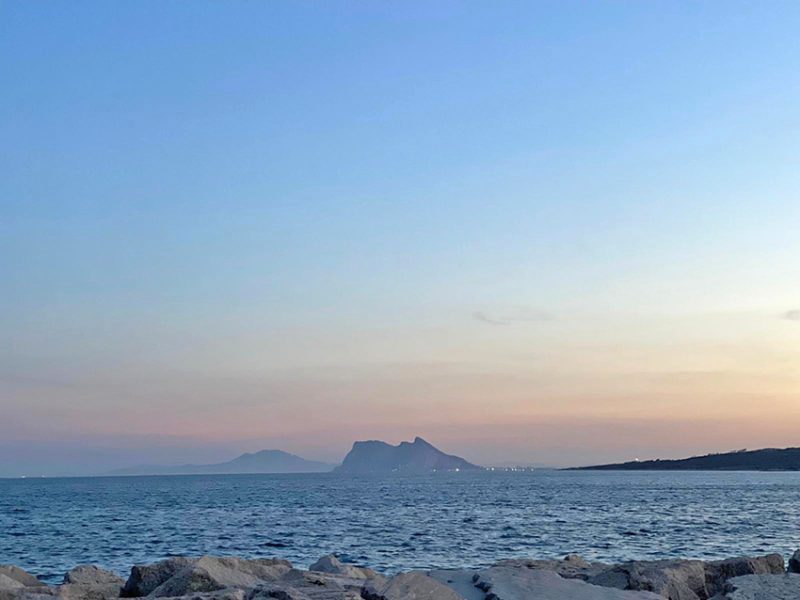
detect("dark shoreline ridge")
[3,551,800,600]
[573,446,800,471]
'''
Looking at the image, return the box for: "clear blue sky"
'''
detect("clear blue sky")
[2,2,800,475]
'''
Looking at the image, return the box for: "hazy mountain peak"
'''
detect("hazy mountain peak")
[108,449,334,476]
[336,437,482,474]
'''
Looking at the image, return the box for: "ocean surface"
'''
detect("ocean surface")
[2,470,799,583]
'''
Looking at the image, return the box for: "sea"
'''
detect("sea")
[2,470,799,583]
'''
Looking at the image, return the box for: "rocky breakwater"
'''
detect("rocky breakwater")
[3,551,800,600]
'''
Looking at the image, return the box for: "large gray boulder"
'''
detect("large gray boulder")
[788,551,800,574]
[64,567,124,587]
[123,558,195,597]
[589,559,708,600]
[0,568,50,600]
[362,571,466,600]
[0,568,44,589]
[61,566,125,600]
[703,555,785,597]
[0,577,25,592]
[148,557,292,598]
[474,567,664,600]
[587,555,787,600]
[122,558,292,598]
[718,574,800,599]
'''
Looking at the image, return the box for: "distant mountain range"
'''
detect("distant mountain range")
[574,447,800,471]
[108,449,334,476]
[106,437,482,476]
[335,436,483,473]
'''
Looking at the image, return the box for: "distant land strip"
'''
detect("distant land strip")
[572,446,800,471]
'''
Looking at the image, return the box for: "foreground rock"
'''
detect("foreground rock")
[0,568,45,589]
[363,571,465,600]
[703,555,785,598]
[0,566,47,600]
[2,550,800,600]
[788,550,800,574]
[584,554,785,600]
[474,567,663,599]
[122,559,196,597]
[590,559,708,598]
[273,568,374,599]
[718,574,800,599]
[146,557,292,597]
[59,566,126,600]
[64,567,124,588]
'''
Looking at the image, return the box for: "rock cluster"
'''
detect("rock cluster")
[2,551,798,600]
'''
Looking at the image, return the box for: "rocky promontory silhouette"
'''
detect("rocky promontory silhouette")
[336,436,482,473]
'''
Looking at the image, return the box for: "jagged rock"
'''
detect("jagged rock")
[474,567,663,599]
[362,571,466,600]
[788,551,800,574]
[64,568,124,587]
[718,574,800,599]
[589,559,708,599]
[704,555,785,597]
[0,568,45,588]
[149,557,291,598]
[123,558,195,597]
[427,570,484,600]
[492,554,610,581]
[307,557,378,580]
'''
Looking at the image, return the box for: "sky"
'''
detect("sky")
[2,1,800,476]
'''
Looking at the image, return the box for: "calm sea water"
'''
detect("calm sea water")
[2,470,799,583]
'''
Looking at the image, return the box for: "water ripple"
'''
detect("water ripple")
[1,471,799,583]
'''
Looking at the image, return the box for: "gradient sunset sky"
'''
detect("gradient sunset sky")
[3,2,800,476]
